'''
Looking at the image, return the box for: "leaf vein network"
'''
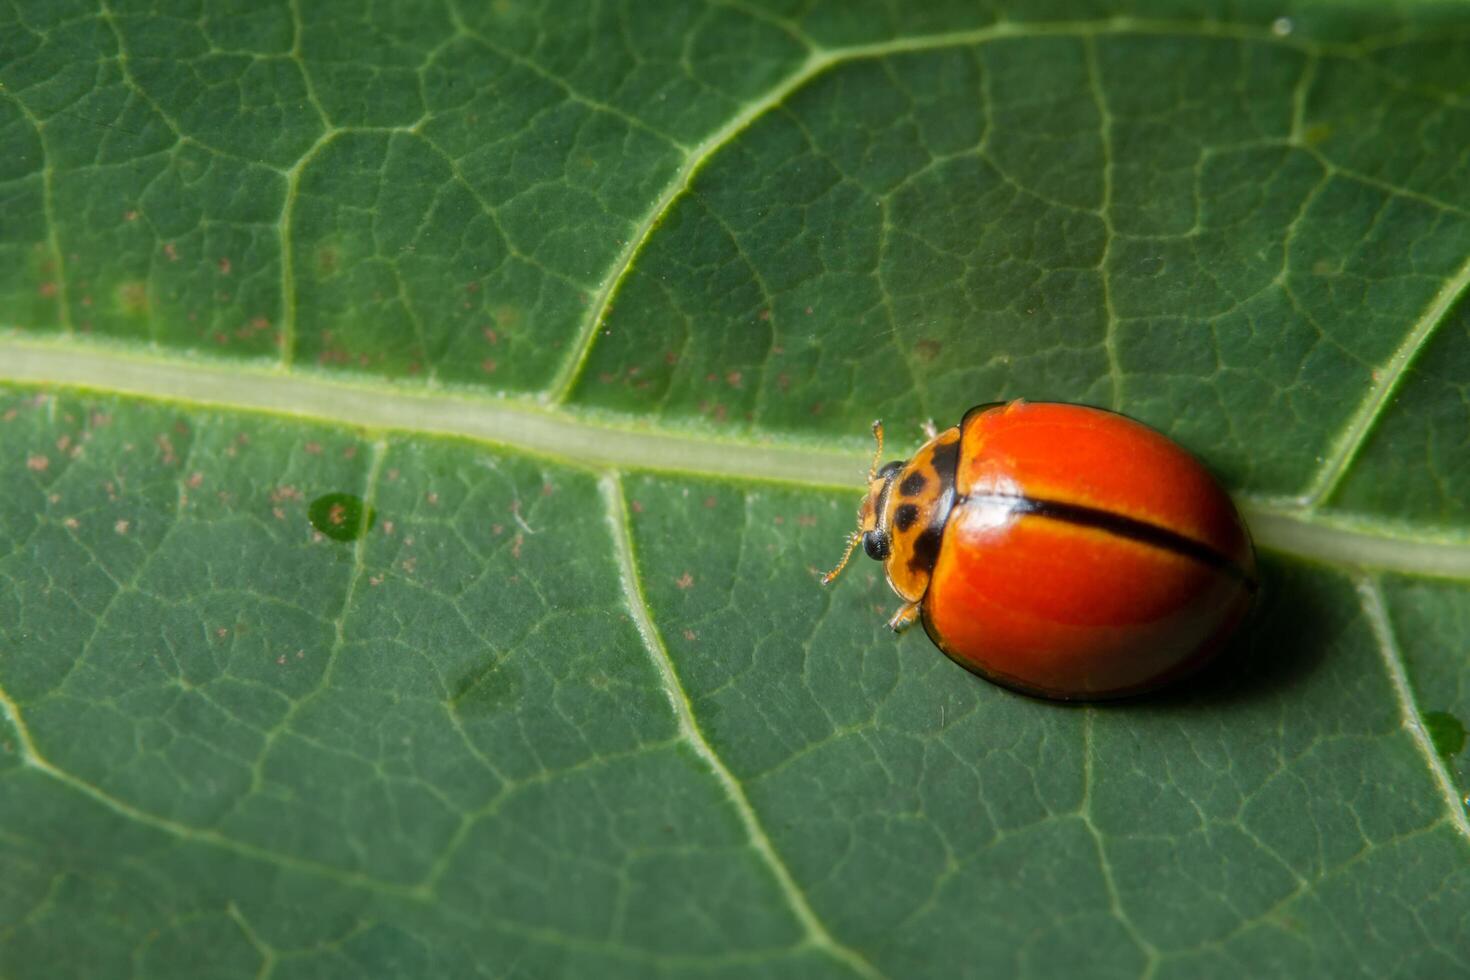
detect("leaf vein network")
[601,472,886,980]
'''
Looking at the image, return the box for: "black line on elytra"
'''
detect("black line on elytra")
[963,493,1257,589]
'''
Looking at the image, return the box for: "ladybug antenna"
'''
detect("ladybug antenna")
[867,419,885,480]
[820,531,862,585]
[821,420,886,586]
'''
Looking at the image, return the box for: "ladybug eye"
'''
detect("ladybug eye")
[862,530,891,561]
[876,460,904,478]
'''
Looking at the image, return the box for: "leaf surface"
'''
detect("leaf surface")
[3,2,1470,977]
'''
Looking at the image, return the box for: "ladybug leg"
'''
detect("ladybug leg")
[886,601,921,632]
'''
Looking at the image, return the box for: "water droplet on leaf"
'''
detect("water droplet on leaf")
[1423,710,1466,759]
[450,660,522,716]
[308,492,375,542]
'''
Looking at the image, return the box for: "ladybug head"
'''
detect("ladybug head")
[858,459,904,561]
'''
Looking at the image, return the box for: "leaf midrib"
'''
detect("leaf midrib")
[5,335,1470,580]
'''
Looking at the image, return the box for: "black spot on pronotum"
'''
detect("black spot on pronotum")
[894,503,920,532]
[308,492,376,543]
[909,526,943,573]
[899,471,928,496]
[930,438,960,491]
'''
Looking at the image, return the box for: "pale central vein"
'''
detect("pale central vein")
[600,474,884,980]
[5,336,1470,579]
[1354,577,1470,844]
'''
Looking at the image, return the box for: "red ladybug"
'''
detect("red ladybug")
[823,400,1256,701]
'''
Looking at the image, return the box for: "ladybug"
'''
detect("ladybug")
[822,400,1257,701]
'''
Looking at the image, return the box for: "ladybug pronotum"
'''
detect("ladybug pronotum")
[823,400,1257,701]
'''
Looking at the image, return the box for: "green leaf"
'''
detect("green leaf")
[4,2,1470,976]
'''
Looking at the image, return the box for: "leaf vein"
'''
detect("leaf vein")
[0,682,421,896]
[600,473,885,980]
[1299,245,1470,508]
[1355,576,1470,844]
